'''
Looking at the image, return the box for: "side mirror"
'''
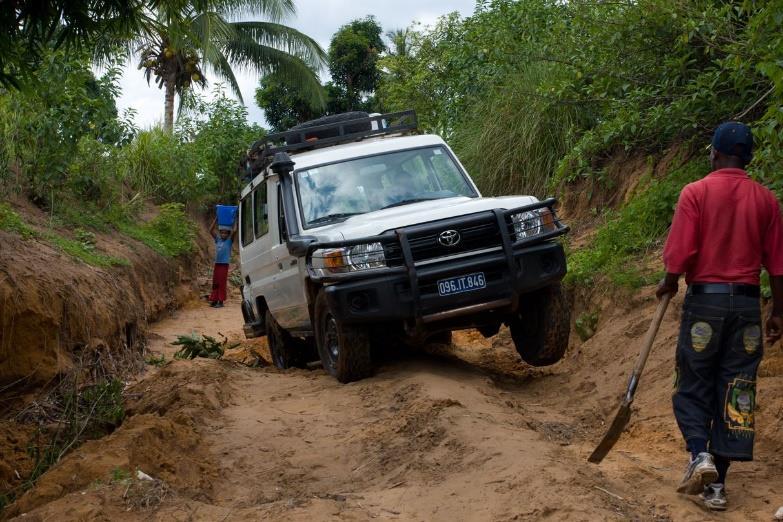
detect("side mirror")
[286,236,316,257]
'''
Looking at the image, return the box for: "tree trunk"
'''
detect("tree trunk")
[163,74,176,133]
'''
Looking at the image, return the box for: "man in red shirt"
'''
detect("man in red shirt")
[657,122,783,511]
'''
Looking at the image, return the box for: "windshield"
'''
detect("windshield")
[296,146,476,228]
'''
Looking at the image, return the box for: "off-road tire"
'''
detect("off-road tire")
[314,291,373,383]
[509,283,570,366]
[265,310,306,369]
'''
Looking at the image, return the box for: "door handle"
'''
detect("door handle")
[289,259,297,266]
[277,262,284,270]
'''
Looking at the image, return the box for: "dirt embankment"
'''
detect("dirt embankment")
[6,283,783,521]
[0,198,213,498]
[0,199,211,398]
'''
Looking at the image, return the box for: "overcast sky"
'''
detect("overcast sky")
[115,0,477,129]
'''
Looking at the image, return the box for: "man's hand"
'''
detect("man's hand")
[766,313,783,346]
[656,272,680,300]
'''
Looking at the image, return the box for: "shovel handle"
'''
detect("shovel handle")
[624,293,671,402]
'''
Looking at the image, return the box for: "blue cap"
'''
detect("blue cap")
[712,122,753,163]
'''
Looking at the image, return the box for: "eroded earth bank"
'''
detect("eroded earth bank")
[4,281,783,521]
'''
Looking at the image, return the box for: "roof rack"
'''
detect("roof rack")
[246,110,417,178]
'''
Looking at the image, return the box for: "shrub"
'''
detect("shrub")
[119,129,211,204]
[566,158,706,288]
[42,231,129,268]
[172,333,238,360]
[0,203,36,239]
[115,203,196,257]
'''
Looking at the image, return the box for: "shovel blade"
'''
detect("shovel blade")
[588,401,632,463]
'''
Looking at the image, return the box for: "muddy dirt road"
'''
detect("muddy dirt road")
[8,290,783,521]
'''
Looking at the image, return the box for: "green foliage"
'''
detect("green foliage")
[566,159,706,288]
[116,203,196,257]
[145,354,167,367]
[379,0,783,197]
[0,203,130,267]
[575,312,599,342]
[229,269,243,288]
[178,87,264,199]
[327,16,386,111]
[450,62,586,196]
[255,72,324,132]
[120,128,205,204]
[111,467,131,482]
[0,49,135,204]
[0,0,146,89]
[24,378,125,494]
[172,333,238,360]
[133,0,326,131]
[43,230,129,268]
[0,203,36,239]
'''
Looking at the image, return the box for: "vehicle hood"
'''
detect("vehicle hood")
[307,195,539,242]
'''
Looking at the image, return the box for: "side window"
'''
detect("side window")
[240,195,254,247]
[277,186,288,243]
[254,182,269,238]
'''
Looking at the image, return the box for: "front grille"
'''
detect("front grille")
[407,213,500,262]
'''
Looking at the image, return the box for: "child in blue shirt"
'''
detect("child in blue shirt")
[209,217,236,308]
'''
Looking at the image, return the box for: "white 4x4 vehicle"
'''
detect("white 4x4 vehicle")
[238,111,570,382]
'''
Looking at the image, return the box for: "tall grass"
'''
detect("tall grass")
[119,129,210,204]
[451,64,588,197]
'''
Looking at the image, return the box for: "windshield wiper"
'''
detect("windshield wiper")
[308,212,363,226]
[380,197,440,210]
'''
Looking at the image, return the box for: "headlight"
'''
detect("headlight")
[310,242,386,276]
[510,208,556,241]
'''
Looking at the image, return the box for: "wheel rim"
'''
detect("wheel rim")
[324,314,340,367]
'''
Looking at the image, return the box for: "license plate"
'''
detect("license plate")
[437,272,486,297]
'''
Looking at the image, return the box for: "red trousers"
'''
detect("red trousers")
[209,263,229,303]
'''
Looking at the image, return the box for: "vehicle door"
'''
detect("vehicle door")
[266,181,310,330]
[239,178,276,313]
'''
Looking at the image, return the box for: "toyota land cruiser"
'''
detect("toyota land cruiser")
[238,111,570,383]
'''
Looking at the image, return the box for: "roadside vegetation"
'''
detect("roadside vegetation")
[374,0,783,288]
[0,49,261,266]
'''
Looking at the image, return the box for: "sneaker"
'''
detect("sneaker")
[209,301,217,307]
[700,483,727,511]
[677,452,718,494]
[214,301,224,308]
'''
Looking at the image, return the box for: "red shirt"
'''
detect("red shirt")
[663,168,783,285]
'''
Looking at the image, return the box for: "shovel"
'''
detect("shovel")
[588,293,671,463]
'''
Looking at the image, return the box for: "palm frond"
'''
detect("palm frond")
[207,0,296,23]
[190,11,234,64]
[208,51,244,103]
[231,21,326,69]
[222,37,324,107]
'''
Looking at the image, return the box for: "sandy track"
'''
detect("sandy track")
[8,291,783,521]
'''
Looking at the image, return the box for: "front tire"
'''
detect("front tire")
[314,291,373,383]
[265,310,306,369]
[509,283,570,366]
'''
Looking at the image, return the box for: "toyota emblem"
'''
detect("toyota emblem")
[438,229,461,247]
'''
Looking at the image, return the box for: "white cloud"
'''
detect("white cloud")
[115,0,476,129]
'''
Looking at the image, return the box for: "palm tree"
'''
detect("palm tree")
[386,28,411,57]
[135,0,326,132]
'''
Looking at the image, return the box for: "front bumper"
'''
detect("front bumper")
[323,240,566,325]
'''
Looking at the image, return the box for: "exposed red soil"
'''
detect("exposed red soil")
[4,285,782,521]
